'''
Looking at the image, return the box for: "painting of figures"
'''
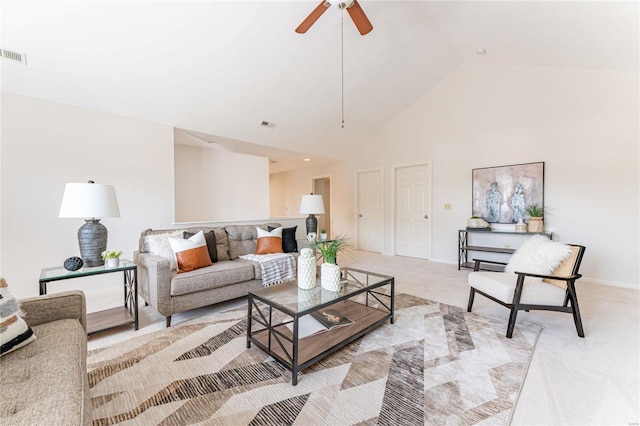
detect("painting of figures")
[472,162,544,224]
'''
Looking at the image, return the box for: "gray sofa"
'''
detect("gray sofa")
[134,223,299,327]
[0,290,91,426]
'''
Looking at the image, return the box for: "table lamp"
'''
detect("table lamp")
[59,181,120,267]
[299,194,325,237]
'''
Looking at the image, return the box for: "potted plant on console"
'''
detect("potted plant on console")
[525,204,548,233]
[311,235,350,292]
[102,249,123,268]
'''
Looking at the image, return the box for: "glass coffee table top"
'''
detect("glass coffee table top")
[249,267,393,315]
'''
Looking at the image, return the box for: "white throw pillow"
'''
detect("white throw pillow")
[168,230,213,272]
[257,227,283,238]
[256,226,283,254]
[505,235,572,280]
[144,230,183,271]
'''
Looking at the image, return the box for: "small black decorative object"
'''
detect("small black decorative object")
[63,257,83,271]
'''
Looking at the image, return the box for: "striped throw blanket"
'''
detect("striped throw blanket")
[238,253,297,287]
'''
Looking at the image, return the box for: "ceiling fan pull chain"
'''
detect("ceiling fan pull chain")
[341,8,345,129]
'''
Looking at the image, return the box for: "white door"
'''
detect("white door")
[396,164,431,259]
[357,170,383,252]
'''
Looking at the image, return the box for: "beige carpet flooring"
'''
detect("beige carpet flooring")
[88,251,640,425]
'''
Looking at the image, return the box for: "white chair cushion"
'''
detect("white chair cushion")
[469,271,567,305]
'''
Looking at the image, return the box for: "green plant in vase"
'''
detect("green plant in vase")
[524,204,546,218]
[101,249,123,260]
[311,234,351,291]
[524,204,550,233]
[311,235,350,264]
[101,249,123,267]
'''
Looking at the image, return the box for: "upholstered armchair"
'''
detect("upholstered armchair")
[467,235,586,338]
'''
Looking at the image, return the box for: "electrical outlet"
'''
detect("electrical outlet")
[444,203,452,210]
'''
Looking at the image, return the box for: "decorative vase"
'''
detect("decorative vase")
[515,219,527,233]
[528,217,544,233]
[105,258,119,268]
[321,263,341,292]
[297,248,316,289]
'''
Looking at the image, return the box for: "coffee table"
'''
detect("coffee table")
[246,267,394,385]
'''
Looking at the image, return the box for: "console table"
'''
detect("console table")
[458,229,552,271]
[39,259,138,334]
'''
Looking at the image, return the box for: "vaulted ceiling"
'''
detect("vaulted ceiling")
[2,1,637,172]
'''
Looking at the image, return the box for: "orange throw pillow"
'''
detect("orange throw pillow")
[256,227,283,254]
[169,231,213,272]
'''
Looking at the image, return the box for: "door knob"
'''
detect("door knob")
[358,214,363,217]
[424,214,429,219]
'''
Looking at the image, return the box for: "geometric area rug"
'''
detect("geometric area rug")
[88,294,541,425]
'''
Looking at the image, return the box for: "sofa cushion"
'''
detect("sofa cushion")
[184,230,218,263]
[170,261,256,296]
[0,281,36,356]
[469,271,566,305]
[0,318,87,425]
[226,223,282,260]
[256,227,283,254]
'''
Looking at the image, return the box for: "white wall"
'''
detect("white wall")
[2,61,637,300]
[0,93,301,301]
[174,134,269,222]
[271,63,639,288]
[1,92,176,299]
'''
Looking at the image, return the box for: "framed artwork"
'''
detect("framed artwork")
[472,162,544,224]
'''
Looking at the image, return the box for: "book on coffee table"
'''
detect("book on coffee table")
[287,309,354,339]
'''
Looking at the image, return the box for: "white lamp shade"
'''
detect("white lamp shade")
[299,194,325,215]
[59,182,121,219]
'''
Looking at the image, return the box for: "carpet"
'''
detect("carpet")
[88,293,541,425]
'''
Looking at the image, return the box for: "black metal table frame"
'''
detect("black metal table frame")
[246,269,394,385]
[39,263,138,333]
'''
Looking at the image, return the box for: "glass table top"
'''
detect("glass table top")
[40,259,136,282]
[249,267,393,315]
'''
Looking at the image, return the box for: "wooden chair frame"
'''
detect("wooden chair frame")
[467,245,586,338]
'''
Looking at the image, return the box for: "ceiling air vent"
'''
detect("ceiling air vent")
[260,121,277,129]
[1,48,27,65]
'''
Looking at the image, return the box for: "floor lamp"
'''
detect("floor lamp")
[59,181,121,267]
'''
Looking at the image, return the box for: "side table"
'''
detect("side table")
[39,259,138,334]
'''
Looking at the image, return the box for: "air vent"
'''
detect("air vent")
[1,48,27,64]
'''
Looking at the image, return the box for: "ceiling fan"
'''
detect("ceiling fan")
[295,0,373,36]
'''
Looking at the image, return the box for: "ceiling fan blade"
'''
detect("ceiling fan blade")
[295,1,331,34]
[347,0,373,35]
